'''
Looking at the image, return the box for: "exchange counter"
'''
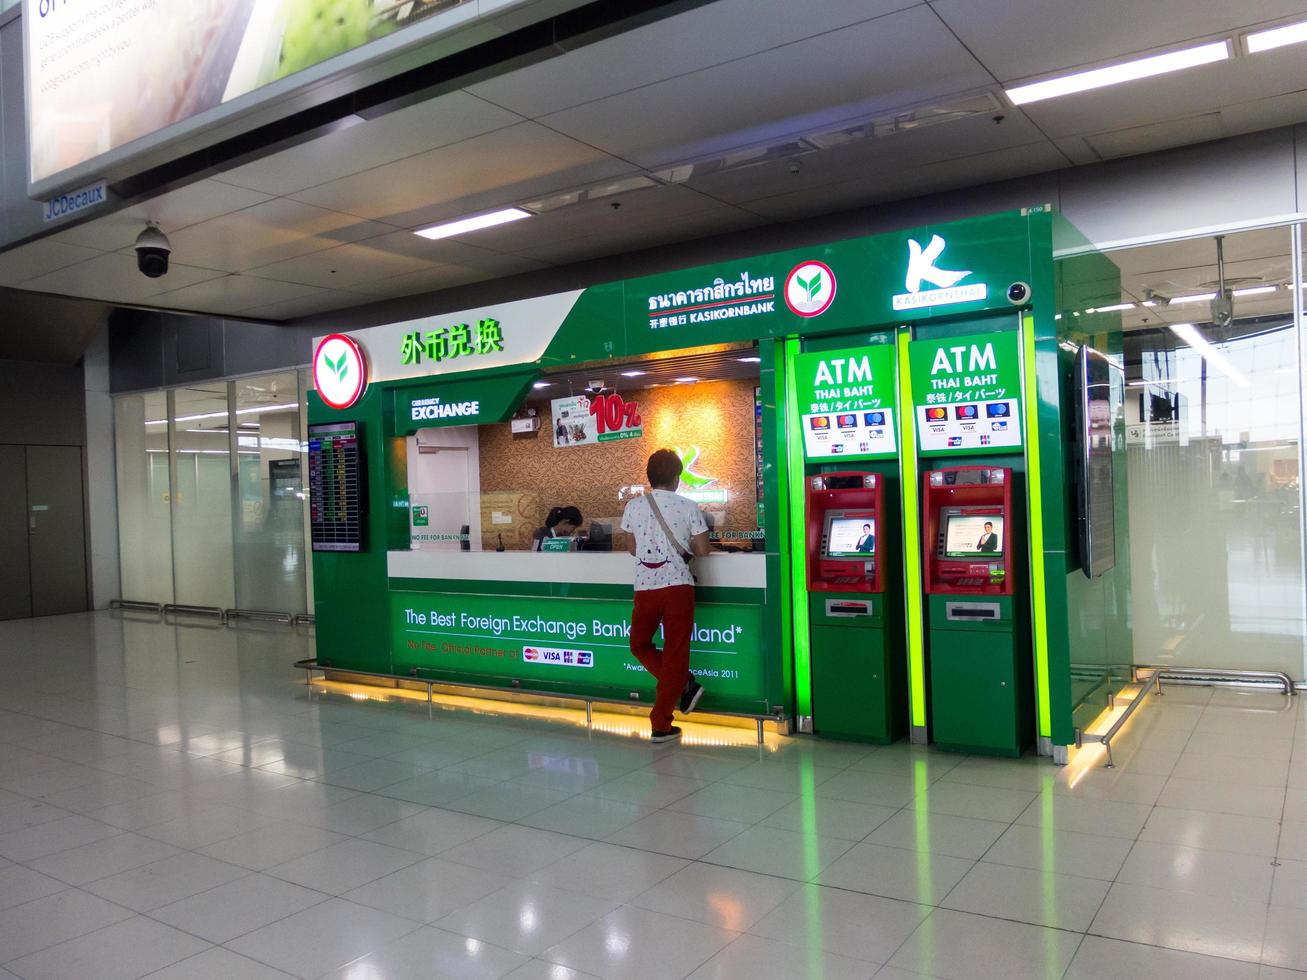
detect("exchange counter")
[385,549,776,717]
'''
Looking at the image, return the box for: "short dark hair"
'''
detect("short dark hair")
[646,449,683,489]
[546,505,582,528]
[984,521,993,528]
[863,524,870,530]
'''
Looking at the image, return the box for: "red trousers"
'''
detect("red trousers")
[629,585,695,731]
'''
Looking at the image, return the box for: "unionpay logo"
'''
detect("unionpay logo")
[784,261,836,318]
[892,235,988,311]
[313,334,367,410]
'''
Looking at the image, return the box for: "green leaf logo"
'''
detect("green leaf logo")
[799,271,823,300]
[676,446,716,489]
[325,352,348,382]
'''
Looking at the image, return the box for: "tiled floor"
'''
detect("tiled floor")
[0,613,1303,979]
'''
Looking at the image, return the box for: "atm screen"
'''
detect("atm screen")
[944,515,1004,558]
[826,516,876,558]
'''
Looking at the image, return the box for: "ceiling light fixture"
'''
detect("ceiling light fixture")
[1246,20,1307,53]
[620,370,647,377]
[414,208,531,241]
[1168,292,1217,305]
[532,382,551,389]
[1232,284,1278,297]
[1089,303,1136,313]
[737,356,762,363]
[1169,322,1250,388]
[1005,41,1230,105]
[674,377,699,384]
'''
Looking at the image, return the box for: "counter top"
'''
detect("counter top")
[387,549,767,589]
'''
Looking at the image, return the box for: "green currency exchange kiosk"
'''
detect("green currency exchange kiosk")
[795,342,907,743]
[909,329,1032,756]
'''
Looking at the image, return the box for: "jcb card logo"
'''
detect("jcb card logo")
[784,261,836,318]
[892,235,988,311]
[313,334,368,410]
[523,646,594,668]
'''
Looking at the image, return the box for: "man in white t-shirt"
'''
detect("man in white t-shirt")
[621,449,711,743]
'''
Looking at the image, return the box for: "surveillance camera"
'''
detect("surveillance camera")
[1210,290,1234,328]
[1006,281,1031,305]
[135,225,171,278]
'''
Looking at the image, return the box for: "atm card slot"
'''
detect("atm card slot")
[944,601,1001,621]
[826,599,873,618]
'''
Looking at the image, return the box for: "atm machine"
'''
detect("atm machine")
[921,466,1031,756]
[806,472,907,742]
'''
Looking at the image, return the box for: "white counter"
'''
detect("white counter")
[387,549,767,589]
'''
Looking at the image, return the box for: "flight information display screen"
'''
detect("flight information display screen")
[309,422,364,553]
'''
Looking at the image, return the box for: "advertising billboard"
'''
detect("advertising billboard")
[24,0,482,191]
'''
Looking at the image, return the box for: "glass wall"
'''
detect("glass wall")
[114,391,173,602]
[233,373,306,612]
[114,372,310,615]
[1106,227,1306,677]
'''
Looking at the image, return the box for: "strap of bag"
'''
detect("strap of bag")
[645,492,691,564]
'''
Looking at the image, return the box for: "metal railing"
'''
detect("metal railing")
[1076,669,1162,768]
[1131,663,1296,696]
[224,608,294,625]
[163,603,225,623]
[294,658,784,744]
[108,599,162,615]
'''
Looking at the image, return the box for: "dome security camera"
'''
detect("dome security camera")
[135,225,171,278]
[1006,281,1031,305]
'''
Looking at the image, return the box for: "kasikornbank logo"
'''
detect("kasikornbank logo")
[784,261,837,317]
[313,334,367,410]
[892,235,988,311]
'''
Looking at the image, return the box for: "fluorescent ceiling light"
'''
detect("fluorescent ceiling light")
[737,356,761,363]
[1232,284,1277,297]
[1089,303,1136,313]
[1169,322,1250,388]
[1006,41,1230,105]
[620,370,647,377]
[532,382,551,389]
[674,377,699,384]
[414,208,531,241]
[1141,300,1158,307]
[1169,292,1216,305]
[1247,20,1307,53]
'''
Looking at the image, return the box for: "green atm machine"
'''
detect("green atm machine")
[795,342,907,743]
[909,329,1032,756]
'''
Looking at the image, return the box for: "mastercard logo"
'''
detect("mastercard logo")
[925,407,948,421]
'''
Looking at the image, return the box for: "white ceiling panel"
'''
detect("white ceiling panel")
[508,205,766,265]
[150,275,329,316]
[248,241,451,289]
[50,180,272,252]
[240,289,376,322]
[743,141,1069,221]
[1082,114,1226,161]
[539,6,991,168]
[930,0,1307,81]
[21,253,225,303]
[213,92,526,197]
[454,183,733,252]
[289,121,634,228]
[685,110,1049,206]
[1019,53,1307,140]
[162,200,399,274]
[468,0,923,118]
[0,239,101,287]
[345,263,526,298]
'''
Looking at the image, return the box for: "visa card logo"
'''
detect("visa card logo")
[523,646,593,668]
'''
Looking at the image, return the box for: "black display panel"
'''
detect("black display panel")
[309,422,364,553]
[1075,347,1124,578]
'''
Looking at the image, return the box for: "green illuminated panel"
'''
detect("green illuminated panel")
[896,331,927,730]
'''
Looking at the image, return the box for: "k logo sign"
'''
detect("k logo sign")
[892,235,988,311]
[784,261,836,318]
[313,334,367,410]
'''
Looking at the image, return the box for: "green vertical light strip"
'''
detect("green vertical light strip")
[783,337,813,722]
[1021,312,1053,740]
[896,330,927,730]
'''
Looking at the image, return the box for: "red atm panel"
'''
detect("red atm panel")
[922,466,1013,596]
[806,472,884,594]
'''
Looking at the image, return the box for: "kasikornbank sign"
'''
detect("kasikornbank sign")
[390,591,767,711]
